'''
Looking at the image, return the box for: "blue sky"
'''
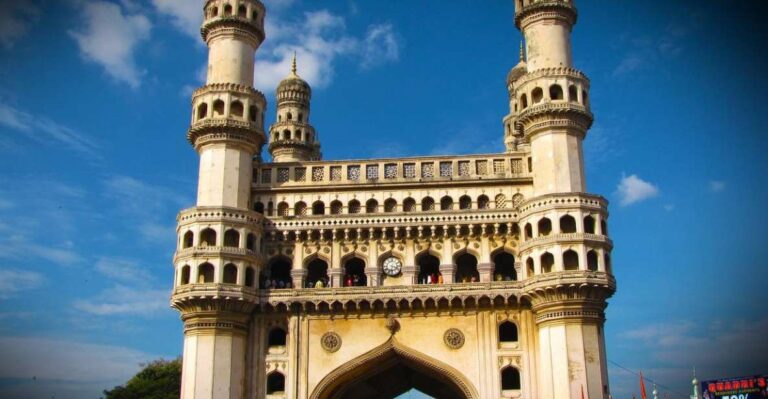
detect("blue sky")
[0,0,766,398]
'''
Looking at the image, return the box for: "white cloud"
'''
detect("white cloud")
[73,285,170,316]
[69,1,151,88]
[616,174,659,206]
[709,180,725,193]
[0,268,44,299]
[151,0,202,39]
[0,236,83,266]
[0,103,100,158]
[0,2,40,49]
[361,23,400,69]
[95,257,153,284]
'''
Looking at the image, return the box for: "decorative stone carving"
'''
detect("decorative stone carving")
[320,332,341,353]
[386,315,400,335]
[443,328,465,349]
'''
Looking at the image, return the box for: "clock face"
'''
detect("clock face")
[382,257,402,276]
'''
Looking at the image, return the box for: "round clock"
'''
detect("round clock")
[382,257,402,276]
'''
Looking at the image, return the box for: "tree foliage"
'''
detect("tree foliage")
[103,358,181,399]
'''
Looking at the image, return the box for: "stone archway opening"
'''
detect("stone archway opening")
[312,339,475,399]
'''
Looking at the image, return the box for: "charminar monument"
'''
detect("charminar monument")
[171,0,615,398]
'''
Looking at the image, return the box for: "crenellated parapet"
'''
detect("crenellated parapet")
[201,0,265,44]
[514,0,578,30]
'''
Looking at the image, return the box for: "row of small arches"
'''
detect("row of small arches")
[516,84,588,112]
[273,129,313,142]
[523,214,606,239]
[525,249,610,275]
[256,194,511,217]
[206,2,259,21]
[180,228,258,251]
[179,263,256,287]
[195,100,259,123]
[277,112,304,123]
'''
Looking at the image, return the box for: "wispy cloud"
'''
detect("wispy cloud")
[611,22,693,78]
[95,257,154,284]
[150,0,201,40]
[709,180,725,193]
[0,102,101,158]
[361,23,400,69]
[616,174,659,206]
[0,268,44,299]
[73,285,170,316]
[69,0,151,88]
[0,236,83,266]
[0,1,40,49]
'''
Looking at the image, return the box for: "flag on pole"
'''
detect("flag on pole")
[640,371,648,399]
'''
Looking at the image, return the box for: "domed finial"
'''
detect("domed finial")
[291,51,297,76]
[519,40,525,62]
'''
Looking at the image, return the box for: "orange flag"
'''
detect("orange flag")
[640,371,648,399]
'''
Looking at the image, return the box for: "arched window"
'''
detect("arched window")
[268,328,287,347]
[198,263,214,283]
[251,10,258,20]
[440,196,453,211]
[248,105,257,122]
[384,198,397,213]
[330,200,343,215]
[459,195,472,210]
[524,223,533,240]
[563,249,579,270]
[582,89,589,106]
[421,197,435,211]
[343,257,367,287]
[587,250,598,271]
[526,257,534,277]
[478,195,490,210]
[295,201,307,216]
[286,112,293,120]
[260,257,292,289]
[210,6,218,17]
[540,253,554,274]
[348,199,361,214]
[569,85,578,102]
[254,202,265,214]
[501,367,521,390]
[549,84,564,100]
[584,215,596,234]
[532,87,544,104]
[417,253,441,285]
[230,100,244,118]
[277,202,289,217]
[312,201,325,215]
[604,253,612,273]
[246,233,255,251]
[266,372,285,395]
[182,231,193,248]
[245,267,255,287]
[196,103,208,120]
[538,218,552,236]
[366,199,378,213]
[283,129,291,140]
[180,265,190,285]
[499,321,518,342]
[493,252,516,281]
[224,229,239,247]
[213,99,224,116]
[307,258,329,288]
[403,198,416,212]
[298,113,304,122]
[223,4,233,16]
[223,263,237,284]
[455,253,479,283]
[237,5,246,17]
[296,130,303,141]
[601,220,608,235]
[520,94,528,109]
[200,228,216,247]
[560,215,576,233]
[495,194,507,209]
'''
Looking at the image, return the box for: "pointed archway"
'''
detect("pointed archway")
[311,337,478,399]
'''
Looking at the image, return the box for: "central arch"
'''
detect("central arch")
[311,337,478,399]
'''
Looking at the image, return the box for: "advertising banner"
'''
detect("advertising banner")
[701,375,768,399]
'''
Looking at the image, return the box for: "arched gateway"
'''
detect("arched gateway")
[171,0,617,398]
[311,338,477,399]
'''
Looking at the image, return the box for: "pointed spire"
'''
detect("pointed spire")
[519,40,525,62]
[291,51,297,76]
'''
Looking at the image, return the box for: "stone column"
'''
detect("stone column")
[439,263,456,284]
[478,262,494,282]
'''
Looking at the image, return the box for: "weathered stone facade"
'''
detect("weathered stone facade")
[171,1,615,398]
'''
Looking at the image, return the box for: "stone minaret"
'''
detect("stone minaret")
[172,1,266,398]
[510,1,614,398]
[268,55,321,162]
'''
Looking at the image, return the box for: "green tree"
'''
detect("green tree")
[103,358,181,399]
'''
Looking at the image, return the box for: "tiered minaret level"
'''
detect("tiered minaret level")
[173,1,267,398]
